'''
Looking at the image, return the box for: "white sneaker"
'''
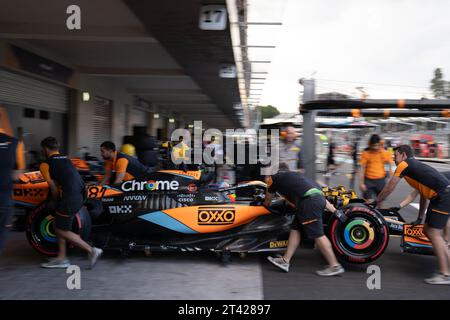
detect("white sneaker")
[316,264,345,277]
[88,247,103,269]
[267,256,289,272]
[40,258,70,269]
[424,273,450,285]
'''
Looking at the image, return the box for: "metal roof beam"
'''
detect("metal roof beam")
[301,99,450,112]
[316,109,450,118]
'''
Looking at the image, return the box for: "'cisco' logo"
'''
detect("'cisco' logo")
[198,206,235,225]
[121,180,179,192]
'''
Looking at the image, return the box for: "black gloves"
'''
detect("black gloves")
[388,206,401,212]
[334,209,347,223]
[365,199,377,207]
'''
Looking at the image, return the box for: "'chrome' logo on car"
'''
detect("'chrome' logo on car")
[197,206,235,225]
[121,180,179,192]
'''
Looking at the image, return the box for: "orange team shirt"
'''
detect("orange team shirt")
[39,152,61,196]
[359,149,393,180]
[393,159,447,200]
[104,151,134,181]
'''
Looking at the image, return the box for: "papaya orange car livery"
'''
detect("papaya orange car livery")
[138,205,270,234]
[158,170,201,180]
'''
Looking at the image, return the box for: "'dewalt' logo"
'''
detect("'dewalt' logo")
[198,206,235,225]
[270,240,288,249]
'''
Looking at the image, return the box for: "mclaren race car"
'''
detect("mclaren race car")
[13,163,432,263]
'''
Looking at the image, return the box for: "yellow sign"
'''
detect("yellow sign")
[269,240,288,249]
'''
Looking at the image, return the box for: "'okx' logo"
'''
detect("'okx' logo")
[121,180,179,192]
[198,206,235,225]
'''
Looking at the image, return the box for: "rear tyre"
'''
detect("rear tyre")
[26,204,92,257]
[328,203,389,264]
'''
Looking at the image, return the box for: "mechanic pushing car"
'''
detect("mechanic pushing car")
[394,171,450,249]
[264,165,345,276]
[0,123,25,254]
[376,145,450,285]
[99,141,154,185]
[39,137,102,268]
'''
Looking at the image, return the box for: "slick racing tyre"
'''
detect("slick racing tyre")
[328,203,389,264]
[26,203,92,256]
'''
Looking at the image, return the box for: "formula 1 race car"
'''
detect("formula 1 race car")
[19,170,293,261]
[13,165,432,264]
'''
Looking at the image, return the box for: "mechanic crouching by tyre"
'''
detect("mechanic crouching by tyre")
[264,164,345,276]
[39,137,102,269]
[376,145,450,285]
[99,141,154,185]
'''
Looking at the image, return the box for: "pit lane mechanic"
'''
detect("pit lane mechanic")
[0,127,25,253]
[100,141,154,185]
[359,134,393,207]
[264,167,345,276]
[39,137,102,268]
[376,145,450,285]
[394,171,450,247]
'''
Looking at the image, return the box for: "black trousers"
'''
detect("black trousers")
[0,196,12,253]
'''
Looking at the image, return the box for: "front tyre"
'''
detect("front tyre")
[26,204,91,256]
[328,204,389,264]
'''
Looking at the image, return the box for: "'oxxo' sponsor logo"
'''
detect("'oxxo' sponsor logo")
[198,206,235,225]
[121,180,179,192]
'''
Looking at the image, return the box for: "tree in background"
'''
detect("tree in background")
[259,105,280,119]
[430,68,449,98]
